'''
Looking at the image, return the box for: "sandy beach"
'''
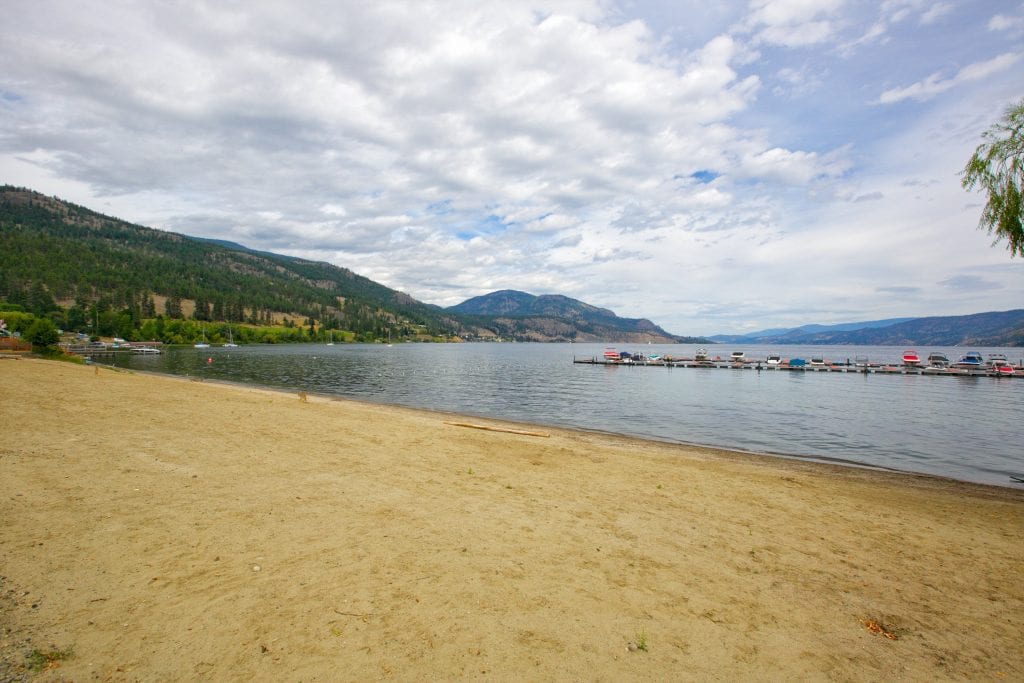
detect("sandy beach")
[1,357,1022,680]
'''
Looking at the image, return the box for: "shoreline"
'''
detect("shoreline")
[3,357,1023,679]
[96,357,1024,491]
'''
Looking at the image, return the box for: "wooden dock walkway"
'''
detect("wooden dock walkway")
[573,356,1023,378]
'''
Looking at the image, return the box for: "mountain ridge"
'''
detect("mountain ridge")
[447,289,707,343]
[712,311,1024,347]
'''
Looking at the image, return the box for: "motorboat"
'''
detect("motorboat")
[788,358,807,368]
[955,351,984,368]
[809,355,826,366]
[901,350,922,366]
[602,347,620,361]
[987,353,1009,367]
[695,348,709,361]
[987,354,1014,374]
[926,352,950,368]
[766,353,782,366]
[730,351,745,362]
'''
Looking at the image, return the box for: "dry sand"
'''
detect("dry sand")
[1,357,1022,681]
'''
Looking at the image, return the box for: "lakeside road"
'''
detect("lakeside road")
[1,358,1023,680]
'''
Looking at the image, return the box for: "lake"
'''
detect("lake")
[106,342,1024,487]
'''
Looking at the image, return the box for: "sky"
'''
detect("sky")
[1,1,1022,336]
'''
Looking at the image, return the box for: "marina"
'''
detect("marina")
[575,349,1024,378]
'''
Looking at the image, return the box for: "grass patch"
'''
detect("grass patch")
[25,645,74,672]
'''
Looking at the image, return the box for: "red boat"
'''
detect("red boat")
[902,350,922,366]
[603,348,620,361]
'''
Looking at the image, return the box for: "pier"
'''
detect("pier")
[573,356,1023,378]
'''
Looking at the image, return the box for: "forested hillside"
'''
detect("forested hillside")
[0,186,460,341]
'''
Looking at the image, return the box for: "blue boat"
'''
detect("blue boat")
[788,358,807,368]
[955,351,984,368]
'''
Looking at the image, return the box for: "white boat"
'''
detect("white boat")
[222,329,238,348]
[809,355,826,366]
[730,351,745,362]
[695,348,710,362]
[926,352,950,368]
[987,353,1009,367]
[766,353,782,366]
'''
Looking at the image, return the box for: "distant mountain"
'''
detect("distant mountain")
[712,311,1024,347]
[711,317,916,343]
[449,290,708,343]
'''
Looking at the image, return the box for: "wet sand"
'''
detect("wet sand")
[1,357,1022,680]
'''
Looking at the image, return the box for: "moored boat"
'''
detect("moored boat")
[987,354,1014,374]
[901,349,921,366]
[695,348,709,362]
[194,327,210,349]
[602,347,619,361]
[766,353,782,366]
[926,352,950,368]
[730,350,745,362]
[955,351,984,368]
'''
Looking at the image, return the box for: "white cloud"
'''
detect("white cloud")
[989,12,1024,32]
[739,0,846,47]
[877,52,1022,104]
[919,3,952,24]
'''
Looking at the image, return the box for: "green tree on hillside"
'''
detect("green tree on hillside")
[962,99,1024,257]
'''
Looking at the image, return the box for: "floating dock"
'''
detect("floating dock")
[573,356,1023,378]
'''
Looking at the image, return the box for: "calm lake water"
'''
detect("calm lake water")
[107,342,1024,487]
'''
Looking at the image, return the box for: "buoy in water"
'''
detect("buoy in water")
[207,357,213,364]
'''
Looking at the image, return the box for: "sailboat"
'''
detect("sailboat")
[194,326,210,349]
[326,330,334,346]
[222,328,238,348]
